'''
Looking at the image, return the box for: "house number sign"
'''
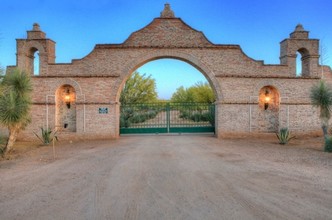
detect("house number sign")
[99,107,108,114]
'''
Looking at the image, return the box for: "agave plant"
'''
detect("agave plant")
[34,127,58,145]
[276,128,294,145]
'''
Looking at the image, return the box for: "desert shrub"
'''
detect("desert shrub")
[179,110,190,119]
[130,110,158,123]
[120,116,131,128]
[324,136,332,152]
[120,107,159,127]
[120,108,134,128]
[276,128,294,145]
[130,112,147,123]
[180,109,214,124]
[191,112,202,122]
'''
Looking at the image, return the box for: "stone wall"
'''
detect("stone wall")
[7,4,332,140]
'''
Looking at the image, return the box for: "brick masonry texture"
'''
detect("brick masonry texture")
[6,4,332,140]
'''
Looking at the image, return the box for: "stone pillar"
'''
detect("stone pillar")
[214,101,222,138]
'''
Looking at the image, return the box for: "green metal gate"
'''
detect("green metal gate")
[120,102,215,134]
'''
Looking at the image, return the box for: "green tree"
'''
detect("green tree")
[120,71,158,104]
[171,81,215,103]
[190,82,215,103]
[171,86,195,102]
[310,80,332,137]
[0,66,4,82]
[0,69,32,152]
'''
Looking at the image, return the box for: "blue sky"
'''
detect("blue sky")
[0,0,331,99]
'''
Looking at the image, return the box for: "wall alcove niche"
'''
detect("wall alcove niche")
[55,85,77,132]
[258,86,280,132]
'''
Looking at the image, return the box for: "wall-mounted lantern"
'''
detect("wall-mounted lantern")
[64,89,71,109]
[264,90,270,110]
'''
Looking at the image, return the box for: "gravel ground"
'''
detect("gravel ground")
[0,134,331,220]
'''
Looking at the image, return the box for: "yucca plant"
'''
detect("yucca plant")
[0,69,32,153]
[276,128,294,145]
[34,127,58,145]
[310,80,332,138]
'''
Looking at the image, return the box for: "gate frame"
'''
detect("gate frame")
[120,102,215,134]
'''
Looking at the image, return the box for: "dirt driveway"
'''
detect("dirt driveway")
[0,135,331,220]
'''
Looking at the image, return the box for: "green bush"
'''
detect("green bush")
[33,127,58,145]
[120,107,134,128]
[120,116,131,128]
[324,136,332,152]
[131,110,158,123]
[179,110,190,119]
[180,109,214,124]
[276,128,294,145]
[120,107,159,127]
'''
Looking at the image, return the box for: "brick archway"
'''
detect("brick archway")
[115,51,223,103]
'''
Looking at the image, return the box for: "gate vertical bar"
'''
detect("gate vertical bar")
[166,103,170,133]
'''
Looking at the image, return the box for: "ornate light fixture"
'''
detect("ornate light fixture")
[64,88,71,109]
[264,89,270,110]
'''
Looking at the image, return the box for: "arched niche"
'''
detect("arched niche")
[296,48,310,77]
[28,47,40,75]
[259,86,280,111]
[258,86,280,132]
[55,84,77,132]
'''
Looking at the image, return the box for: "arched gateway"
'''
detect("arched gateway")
[7,4,332,140]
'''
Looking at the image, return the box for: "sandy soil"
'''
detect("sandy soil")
[0,135,331,220]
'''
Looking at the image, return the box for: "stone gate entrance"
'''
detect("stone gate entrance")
[6,4,332,140]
